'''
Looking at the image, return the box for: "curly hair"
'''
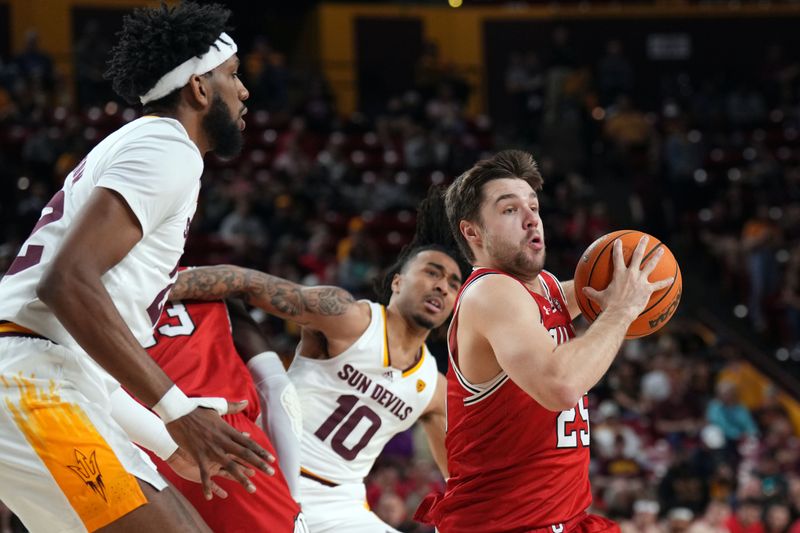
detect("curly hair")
[105,1,232,109]
[375,186,470,305]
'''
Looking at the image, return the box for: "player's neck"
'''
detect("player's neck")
[472,263,543,295]
[150,106,211,155]
[384,306,428,370]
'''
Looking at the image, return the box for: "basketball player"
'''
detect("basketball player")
[168,191,465,533]
[0,3,273,531]
[415,150,673,532]
[144,297,307,532]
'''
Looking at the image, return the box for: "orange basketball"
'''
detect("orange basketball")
[573,230,682,339]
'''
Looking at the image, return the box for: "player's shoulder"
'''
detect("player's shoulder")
[118,117,201,159]
[461,271,528,305]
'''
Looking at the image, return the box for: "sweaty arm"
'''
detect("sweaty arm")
[227,299,302,500]
[418,372,449,478]
[170,265,371,348]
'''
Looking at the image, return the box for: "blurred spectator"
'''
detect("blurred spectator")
[781,245,800,351]
[596,40,634,107]
[505,51,544,141]
[244,36,289,113]
[620,499,662,533]
[763,502,791,533]
[13,30,53,88]
[74,20,113,107]
[740,203,781,333]
[218,198,267,260]
[706,381,759,444]
[687,500,731,533]
[374,492,421,532]
[666,507,695,533]
[658,450,710,516]
[725,499,766,533]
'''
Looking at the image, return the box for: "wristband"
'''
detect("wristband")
[152,385,194,423]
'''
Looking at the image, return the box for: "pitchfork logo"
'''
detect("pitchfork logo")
[67,449,107,502]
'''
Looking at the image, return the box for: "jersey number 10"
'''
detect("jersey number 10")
[314,395,382,461]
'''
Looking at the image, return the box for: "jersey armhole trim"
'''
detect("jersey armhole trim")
[447,271,509,401]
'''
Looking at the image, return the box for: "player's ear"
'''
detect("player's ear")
[461,220,481,247]
[391,272,402,294]
[186,73,210,108]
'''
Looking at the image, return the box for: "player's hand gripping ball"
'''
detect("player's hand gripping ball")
[574,230,682,338]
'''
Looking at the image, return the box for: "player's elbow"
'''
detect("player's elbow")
[537,382,584,412]
[36,263,86,308]
[36,266,67,306]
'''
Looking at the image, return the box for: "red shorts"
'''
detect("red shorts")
[416,491,619,533]
[544,512,620,533]
[148,413,301,533]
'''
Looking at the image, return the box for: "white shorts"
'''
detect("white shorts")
[0,337,167,532]
[298,476,401,533]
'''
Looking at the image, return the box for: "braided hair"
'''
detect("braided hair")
[374,186,470,305]
[105,1,232,111]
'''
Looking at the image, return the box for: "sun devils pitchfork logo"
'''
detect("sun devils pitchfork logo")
[67,449,107,502]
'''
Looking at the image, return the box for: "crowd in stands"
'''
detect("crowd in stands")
[1,20,800,533]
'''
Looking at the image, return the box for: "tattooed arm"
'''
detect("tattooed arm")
[169,265,371,343]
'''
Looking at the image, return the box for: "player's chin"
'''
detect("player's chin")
[412,312,438,330]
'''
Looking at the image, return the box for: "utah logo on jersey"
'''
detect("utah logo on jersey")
[416,379,426,393]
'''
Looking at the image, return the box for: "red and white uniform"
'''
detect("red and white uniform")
[417,268,618,533]
[146,300,305,533]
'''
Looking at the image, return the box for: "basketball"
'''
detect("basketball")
[573,230,682,339]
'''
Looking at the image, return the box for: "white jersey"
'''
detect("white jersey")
[288,301,438,486]
[0,116,202,391]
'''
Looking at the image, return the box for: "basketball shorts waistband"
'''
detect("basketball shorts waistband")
[0,321,50,342]
[300,467,339,487]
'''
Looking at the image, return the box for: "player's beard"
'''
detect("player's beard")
[410,311,437,331]
[486,233,545,282]
[203,93,243,159]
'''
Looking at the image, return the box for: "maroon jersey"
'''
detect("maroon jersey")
[146,300,302,532]
[417,268,592,532]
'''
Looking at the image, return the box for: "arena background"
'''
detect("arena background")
[1,0,800,531]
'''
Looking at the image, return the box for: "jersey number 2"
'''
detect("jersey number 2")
[314,394,382,461]
[556,395,590,448]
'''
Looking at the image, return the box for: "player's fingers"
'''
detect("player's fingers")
[641,247,665,277]
[611,239,625,276]
[217,465,255,480]
[649,277,675,292]
[582,286,602,304]
[629,235,649,269]
[219,433,276,475]
[225,400,248,415]
[228,429,276,464]
[199,463,213,501]
[208,479,229,499]
[221,458,257,493]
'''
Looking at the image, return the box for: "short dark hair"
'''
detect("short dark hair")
[445,150,543,263]
[105,1,232,110]
[375,186,469,305]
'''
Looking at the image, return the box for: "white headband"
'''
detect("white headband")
[139,32,238,105]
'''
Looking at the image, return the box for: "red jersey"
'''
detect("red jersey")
[417,268,592,532]
[147,300,260,419]
[146,300,302,532]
